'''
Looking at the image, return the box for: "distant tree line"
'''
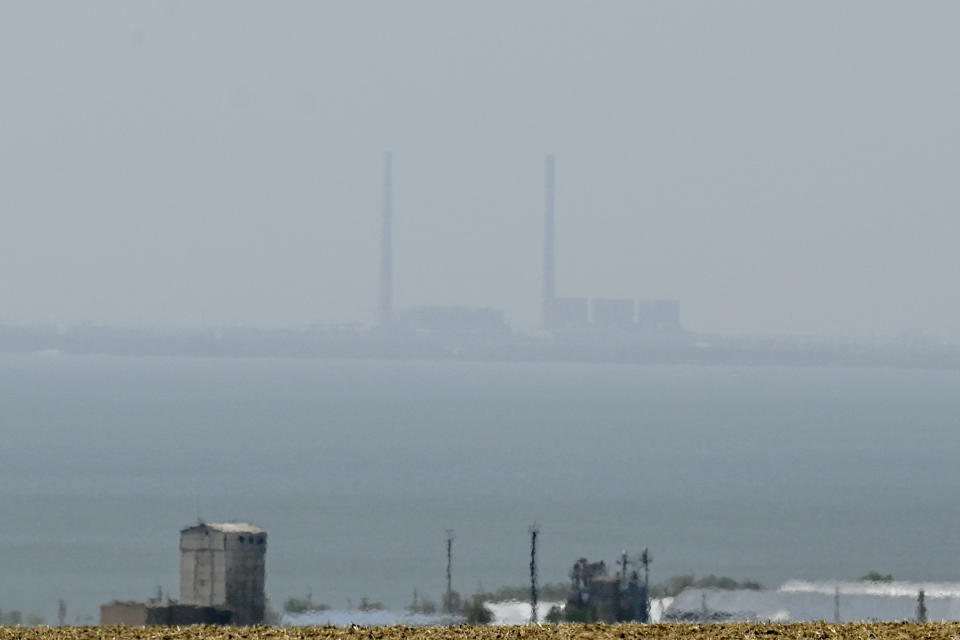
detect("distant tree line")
[474,583,569,603]
[282,595,330,615]
[282,594,387,615]
[648,574,764,598]
[859,571,894,583]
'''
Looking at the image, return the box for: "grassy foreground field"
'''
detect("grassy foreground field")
[1,623,959,640]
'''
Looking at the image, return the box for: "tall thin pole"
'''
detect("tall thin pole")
[640,547,651,589]
[620,550,629,590]
[379,151,393,327]
[640,547,651,623]
[541,154,555,329]
[445,529,455,613]
[529,524,540,623]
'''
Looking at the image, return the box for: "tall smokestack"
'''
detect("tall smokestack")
[379,151,393,326]
[541,154,555,328]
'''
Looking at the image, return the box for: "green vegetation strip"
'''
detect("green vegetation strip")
[2,623,959,640]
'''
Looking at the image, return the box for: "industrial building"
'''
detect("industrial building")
[591,299,636,330]
[566,554,649,623]
[636,300,681,331]
[373,153,683,341]
[100,521,266,626]
[99,601,233,626]
[99,601,152,626]
[544,297,590,330]
[538,155,683,336]
[180,522,267,625]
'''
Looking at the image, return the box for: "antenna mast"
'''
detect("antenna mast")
[640,547,651,622]
[620,550,629,589]
[529,524,540,623]
[445,529,455,613]
[640,548,651,586]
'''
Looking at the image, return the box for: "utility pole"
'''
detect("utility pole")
[445,529,455,613]
[529,524,540,623]
[639,547,652,623]
[917,589,927,623]
[640,548,651,589]
[620,550,629,590]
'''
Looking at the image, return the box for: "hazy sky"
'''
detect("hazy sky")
[2,2,959,338]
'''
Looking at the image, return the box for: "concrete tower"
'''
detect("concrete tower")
[379,151,394,326]
[179,522,267,625]
[541,154,556,329]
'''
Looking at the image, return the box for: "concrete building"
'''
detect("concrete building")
[100,600,233,626]
[100,601,148,626]
[592,299,635,330]
[544,297,590,330]
[636,300,681,331]
[180,522,267,625]
[146,603,233,625]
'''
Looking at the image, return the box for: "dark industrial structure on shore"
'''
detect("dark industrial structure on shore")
[566,551,651,623]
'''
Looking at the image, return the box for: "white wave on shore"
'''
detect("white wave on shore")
[780,580,960,599]
[485,601,563,625]
[667,580,960,623]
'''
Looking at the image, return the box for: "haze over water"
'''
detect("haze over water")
[4,0,960,629]
[3,2,960,340]
[2,355,958,622]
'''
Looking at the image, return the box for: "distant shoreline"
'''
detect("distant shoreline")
[2,323,959,371]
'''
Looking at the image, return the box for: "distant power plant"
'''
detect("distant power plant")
[379,151,394,327]
[375,153,681,336]
[537,154,681,333]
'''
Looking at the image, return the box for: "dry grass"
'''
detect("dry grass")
[2,623,960,640]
